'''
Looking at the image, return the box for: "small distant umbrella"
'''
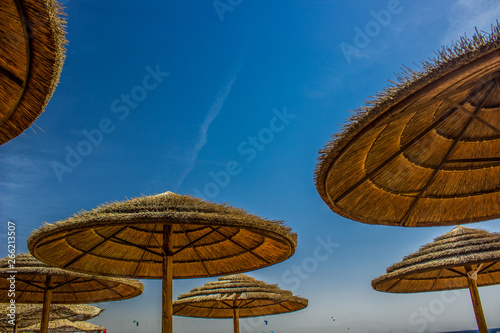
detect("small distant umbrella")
[0,303,103,331]
[315,23,500,227]
[372,226,500,333]
[173,274,308,333]
[19,318,104,333]
[27,192,297,333]
[0,253,143,333]
[0,0,66,144]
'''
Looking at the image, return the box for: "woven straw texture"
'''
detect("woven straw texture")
[174,274,308,318]
[19,319,103,332]
[372,226,500,293]
[0,304,103,329]
[315,24,500,227]
[0,253,144,303]
[27,192,297,279]
[0,0,66,144]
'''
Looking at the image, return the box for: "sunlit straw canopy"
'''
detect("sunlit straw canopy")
[0,304,103,330]
[315,24,500,227]
[0,253,144,303]
[27,192,297,279]
[372,226,500,333]
[174,274,308,318]
[372,226,500,293]
[0,0,66,144]
[27,191,297,333]
[19,319,104,332]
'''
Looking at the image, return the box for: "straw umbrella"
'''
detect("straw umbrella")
[0,0,66,144]
[314,24,500,227]
[20,319,104,333]
[27,192,297,333]
[372,226,500,333]
[0,253,143,333]
[0,304,103,332]
[173,274,308,333]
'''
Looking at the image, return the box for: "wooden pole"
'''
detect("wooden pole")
[40,275,53,333]
[13,321,17,333]
[232,299,240,333]
[162,224,174,333]
[465,266,488,333]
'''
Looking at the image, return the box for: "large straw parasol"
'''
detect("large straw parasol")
[0,253,143,333]
[0,0,66,144]
[372,226,500,333]
[0,303,103,332]
[315,24,500,227]
[20,319,104,333]
[27,191,297,333]
[173,274,308,333]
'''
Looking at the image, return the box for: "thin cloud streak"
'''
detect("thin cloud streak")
[173,54,245,191]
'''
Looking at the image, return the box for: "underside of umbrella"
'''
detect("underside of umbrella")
[27,192,298,333]
[174,274,308,333]
[0,303,103,331]
[0,254,143,333]
[372,226,500,333]
[315,24,500,227]
[0,0,66,144]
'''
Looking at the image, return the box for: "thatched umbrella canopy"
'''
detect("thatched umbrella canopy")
[20,319,104,333]
[315,24,500,227]
[372,226,500,333]
[0,304,103,331]
[0,253,143,333]
[173,274,308,333]
[27,191,297,333]
[0,0,66,144]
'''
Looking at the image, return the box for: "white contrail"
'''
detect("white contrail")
[174,55,245,191]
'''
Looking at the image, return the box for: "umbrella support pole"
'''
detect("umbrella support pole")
[466,266,488,333]
[232,301,239,333]
[13,322,17,333]
[162,224,174,333]
[40,276,53,333]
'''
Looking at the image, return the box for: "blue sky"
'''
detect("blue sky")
[1,0,500,332]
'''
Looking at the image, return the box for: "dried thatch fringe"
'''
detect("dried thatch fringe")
[0,304,103,329]
[27,192,297,279]
[19,318,104,332]
[0,0,67,144]
[30,192,295,242]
